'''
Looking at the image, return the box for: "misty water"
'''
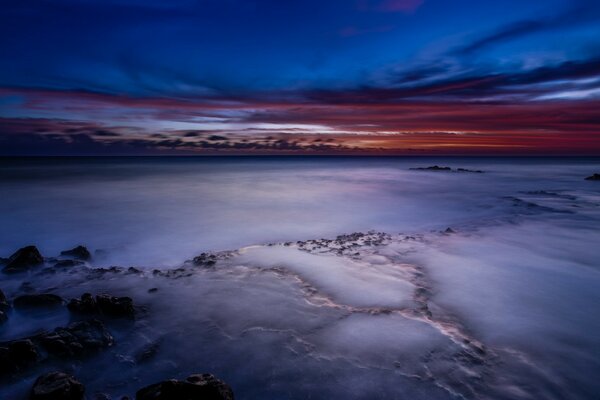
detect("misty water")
[1,157,599,399]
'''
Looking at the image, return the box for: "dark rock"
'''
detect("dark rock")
[136,374,234,400]
[30,371,85,400]
[96,294,134,318]
[67,293,97,314]
[410,165,452,171]
[0,288,9,312]
[193,253,217,267]
[10,339,39,364]
[68,293,134,318]
[14,294,64,309]
[148,288,158,293]
[444,227,456,234]
[3,246,44,273]
[0,310,7,324]
[584,173,600,181]
[456,168,484,173]
[39,319,114,357]
[53,260,85,268]
[60,246,91,261]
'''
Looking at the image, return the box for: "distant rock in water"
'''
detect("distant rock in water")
[14,294,64,309]
[584,173,600,181]
[410,166,483,173]
[0,289,8,322]
[410,165,451,171]
[53,259,85,269]
[60,245,91,261]
[30,371,85,400]
[3,246,44,273]
[136,373,234,400]
[68,293,134,318]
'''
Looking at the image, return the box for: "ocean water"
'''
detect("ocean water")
[0,157,599,399]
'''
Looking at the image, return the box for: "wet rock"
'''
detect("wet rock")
[96,295,134,317]
[14,294,64,309]
[148,288,158,293]
[134,341,160,363]
[193,253,217,267]
[3,245,44,273]
[444,227,456,234]
[30,371,85,400]
[584,173,600,181]
[456,168,484,173]
[136,373,234,400]
[410,165,452,171]
[60,246,91,261]
[0,339,39,374]
[67,293,97,314]
[68,293,134,318]
[0,288,9,312]
[39,319,114,357]
[0,310,7,324]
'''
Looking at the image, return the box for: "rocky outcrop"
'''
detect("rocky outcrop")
[410,166,483,173]
[136,374,234,400]
[53,259,85,268]
[13,294,64,309]
[60,246,91,261]
[0,289,9,324]
[584,173,600,181]
[68,293,134,318]
[30,371,85,400]
[0,320,113,376]
[3,246,44,273]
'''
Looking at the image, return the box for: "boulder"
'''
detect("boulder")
[136,374,234,400]
[96,295,134,317]
[584,173,600,181]
[410,165,452,171]
[3,246,44,273]
[30,371,85,400]
[53,260,85,268]
[39,319,114,357]
[14,294,64,309]
[0,288,9,311]
[60,246,91,261]
[68,293,134,318]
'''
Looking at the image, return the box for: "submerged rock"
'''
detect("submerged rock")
[410,165,451,171]
[14,294,64,309]
[60,246,91,261]
[136,373,234,400]
[30,371,85,400]
[584,173,600,181]
[68,293,134,318]
[3,246,44,273]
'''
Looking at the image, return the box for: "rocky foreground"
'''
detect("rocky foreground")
[1,245,234,400]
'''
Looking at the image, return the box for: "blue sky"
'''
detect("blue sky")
[1,0,599,154]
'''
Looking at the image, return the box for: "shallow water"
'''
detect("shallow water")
[1,157,599,399]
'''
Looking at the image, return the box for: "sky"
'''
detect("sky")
[1,0,600,155]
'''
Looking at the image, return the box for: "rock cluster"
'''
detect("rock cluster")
[30,371,85,400]
[0,320,113,376]
[60,245,92,261]
[410,165,484,173]
[68,293,134,318]
[136,373,234,400]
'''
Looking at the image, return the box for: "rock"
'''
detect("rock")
[148,288,158,293]
[456,168,484,173]
[410,165,452,171]
[0,310,7,324]
[584,173,600,181]
[14,294,64,309]
[193,253,217,267]
[444,227,456,234]
[68,293,134,318]
[30,371,85,400]
[67,293,97,314]
[60,246,91,261]
[136,374,234,400]
[96,294,134,317]
[39,319,114,357]
[0,288,9,311]
[3,246,44,273]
